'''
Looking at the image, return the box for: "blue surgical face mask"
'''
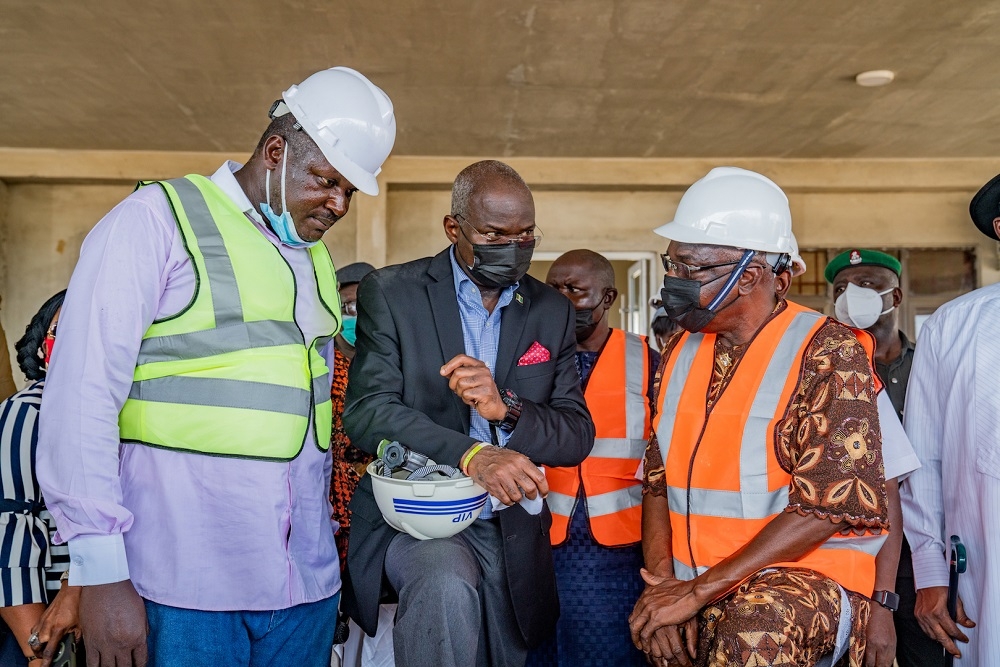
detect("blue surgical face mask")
[340,316,358,347]
[260,144,318,248]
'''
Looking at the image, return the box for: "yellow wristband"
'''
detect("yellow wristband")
[461,442,490,476]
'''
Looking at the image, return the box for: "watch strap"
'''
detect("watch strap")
[491,388,522,432]
[872,590,899,612]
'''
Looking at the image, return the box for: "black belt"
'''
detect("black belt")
[0,498,43,515]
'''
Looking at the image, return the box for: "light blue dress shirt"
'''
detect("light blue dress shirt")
[449,247,517,518]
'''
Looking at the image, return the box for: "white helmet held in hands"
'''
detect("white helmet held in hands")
[272,67,396,196]
[655,167,794,255]
[369,458,489,541]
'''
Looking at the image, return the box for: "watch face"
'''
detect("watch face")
[874,591,899,611]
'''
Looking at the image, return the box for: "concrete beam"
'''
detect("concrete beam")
[2,148,1000,192]
[0,148,247,183]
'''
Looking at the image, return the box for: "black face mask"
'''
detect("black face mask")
[660,272,738,333]
[573,290,609,341]
[466,240,535,289]
[575,307,596,335]
[660,249,757,333]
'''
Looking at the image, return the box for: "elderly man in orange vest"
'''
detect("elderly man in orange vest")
[526,249,658,667]
[629,167,890,667]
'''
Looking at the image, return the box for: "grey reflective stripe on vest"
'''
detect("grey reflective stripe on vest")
[587,485,642,517]
[623,332,647,441]
[137,320,303,364]
[311,336,334,402]
[166,178,243,326]
[667,484,789,520]
[656,333,703,467]
[739,310,824,495]
[313,373,331,402]
[129,376,310,415]
[818,533,887,557]
[673,558,708,581]
[590,437,648,459]
[546,490,577,517]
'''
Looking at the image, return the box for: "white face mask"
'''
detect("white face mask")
[834,283,894,329]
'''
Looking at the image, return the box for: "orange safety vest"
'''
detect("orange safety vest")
[546,329,651,547]
[653,301,885,596]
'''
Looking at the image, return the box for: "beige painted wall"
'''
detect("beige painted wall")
[2,150,999,382]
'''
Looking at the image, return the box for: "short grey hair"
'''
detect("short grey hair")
[451,160,531,218]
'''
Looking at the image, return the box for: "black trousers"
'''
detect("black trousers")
[895,574,946,667]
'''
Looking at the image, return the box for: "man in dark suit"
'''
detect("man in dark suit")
[342,160,595,667]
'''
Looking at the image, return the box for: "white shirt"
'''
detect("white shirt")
[879,390,920,481]
[901,282,1000,665]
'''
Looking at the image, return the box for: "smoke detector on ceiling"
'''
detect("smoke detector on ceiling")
[855,70,895,87]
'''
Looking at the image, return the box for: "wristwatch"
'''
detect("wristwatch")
[871,590,899,612]
[490,388,523,433]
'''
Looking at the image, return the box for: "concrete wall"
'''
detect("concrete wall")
[2,149,999,381]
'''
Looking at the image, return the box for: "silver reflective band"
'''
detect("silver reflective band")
[623,332,647,441]
[138,320,304,364]
[167,178,244,326]
[673,558,708,581]
[740,311,823,495]
[590,438,648,459]
[545,490,576,517]
[586,485,642,517]
[667,485,789,520]
[656,333,703,466]
[313,373,331,400]
[818,533,887,557]
[130,376,310,416]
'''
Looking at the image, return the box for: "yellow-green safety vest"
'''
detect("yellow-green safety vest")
[118,174,341,461]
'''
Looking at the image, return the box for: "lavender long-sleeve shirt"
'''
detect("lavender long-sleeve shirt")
[37,162,340,611]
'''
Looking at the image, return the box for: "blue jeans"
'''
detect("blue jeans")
[144,592,340,667]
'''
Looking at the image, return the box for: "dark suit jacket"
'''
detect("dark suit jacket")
[341,247,595,647]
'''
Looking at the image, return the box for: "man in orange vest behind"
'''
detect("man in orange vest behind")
[525,250,658,667]
[629,167,890,667]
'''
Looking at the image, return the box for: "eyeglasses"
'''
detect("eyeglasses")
[454,213,542,248]
[660,253,740,280]
[341,300,357,317]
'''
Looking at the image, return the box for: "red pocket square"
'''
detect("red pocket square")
[518,341,551,366]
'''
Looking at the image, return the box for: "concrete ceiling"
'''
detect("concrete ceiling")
[3,1,1000,159]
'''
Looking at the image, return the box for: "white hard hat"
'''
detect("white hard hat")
[274,67,396,196]
[655,167,794,254]
[369,462,489,540]
[788,232,807,277]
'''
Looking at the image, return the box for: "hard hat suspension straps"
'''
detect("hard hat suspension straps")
[706,249,757,311]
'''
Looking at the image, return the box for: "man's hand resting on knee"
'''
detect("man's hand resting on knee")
[80,580,148,667]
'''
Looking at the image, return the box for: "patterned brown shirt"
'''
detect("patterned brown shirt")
[642,302,889,534]
[329,347,375,569]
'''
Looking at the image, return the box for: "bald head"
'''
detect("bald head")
[550,249,616,291]
[547,249,618,349]
[451,160,532,219]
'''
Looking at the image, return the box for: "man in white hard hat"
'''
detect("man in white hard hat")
[629,167,890,666]
[36,67,395,667]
